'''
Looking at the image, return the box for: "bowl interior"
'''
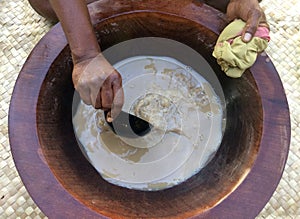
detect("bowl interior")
[36,12,262,218]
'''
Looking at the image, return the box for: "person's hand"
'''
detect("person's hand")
[72,53,124,120]
[226,0,269,42]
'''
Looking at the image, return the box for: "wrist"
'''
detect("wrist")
[72,47,100,64]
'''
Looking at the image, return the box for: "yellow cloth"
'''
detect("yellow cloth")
[212,19,268,78]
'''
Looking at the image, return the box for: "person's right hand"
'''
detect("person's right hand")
[72,53,124,121]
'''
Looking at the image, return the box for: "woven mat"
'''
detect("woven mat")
[0,0,299,218]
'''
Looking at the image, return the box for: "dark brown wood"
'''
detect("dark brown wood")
[9,1,290,218]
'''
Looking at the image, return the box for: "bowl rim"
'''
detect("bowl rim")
[9,1,290,218]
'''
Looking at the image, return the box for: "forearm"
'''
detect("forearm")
[203,0,230,13]
[49,0,100,64]
[203,0,262,13]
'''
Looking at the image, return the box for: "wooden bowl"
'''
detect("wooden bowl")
[9,1,290,218]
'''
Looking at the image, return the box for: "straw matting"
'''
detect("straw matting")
[0,0,299,218]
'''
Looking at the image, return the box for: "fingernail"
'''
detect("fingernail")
[106,111,113,122]
[244,33,252,42]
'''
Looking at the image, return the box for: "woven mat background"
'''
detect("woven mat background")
[0,0,299,218]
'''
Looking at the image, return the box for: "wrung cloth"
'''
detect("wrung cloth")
[213,19,269,78]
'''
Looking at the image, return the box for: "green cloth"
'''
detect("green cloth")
[212,19,268,78]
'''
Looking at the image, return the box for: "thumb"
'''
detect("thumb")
[242,8,262,42]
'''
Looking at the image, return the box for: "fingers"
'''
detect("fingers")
[225,0,268,43]
[72,53,124,119]
[74,76,93,106]
[100,77,114,110]
[110,76,124,120]
[99,72,124,121]
[242,8,262,42]
[91,70,124,121]
[92,71,123,115]
[95,90,102,109]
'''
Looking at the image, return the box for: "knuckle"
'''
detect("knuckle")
[104,89,112,98]
[76,79,89,92]
[112,100,124,108]
[111,71,122,80]
[112,78,122,87]
[249,8,262,19]
[247,25,257,34]
[90,78,101,88]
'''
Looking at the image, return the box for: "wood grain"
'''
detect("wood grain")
[9,0,290,218]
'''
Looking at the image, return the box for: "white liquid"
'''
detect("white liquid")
[72,56,223,191]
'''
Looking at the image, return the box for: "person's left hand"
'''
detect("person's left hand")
[226,0,269,42]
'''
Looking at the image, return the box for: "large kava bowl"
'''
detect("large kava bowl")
[9,0,290,218]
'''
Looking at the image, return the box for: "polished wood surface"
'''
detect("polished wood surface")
[9,1,290,218]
